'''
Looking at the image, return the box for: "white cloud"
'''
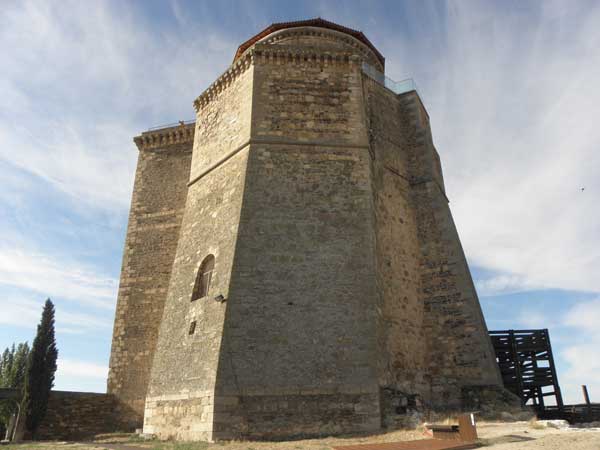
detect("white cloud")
[0,296,43,328]
[0,295,112,332]
[516,310,553,330]
[56,358,108,379]
[561,343,600,404]
[1,0,599,397]
[0,246,117,309]
[5,2,596,294]
[564,298,600,332]
[0,0,234,213]
[431,2,600,294]
[560,298,600,404]
[364,2,600,295]
[54,358,109,392]
[475,273,541,297]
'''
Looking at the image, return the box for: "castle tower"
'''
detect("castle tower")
[107,123,195,426]
[109,19,504,440]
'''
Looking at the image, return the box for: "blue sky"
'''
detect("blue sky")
[1,0,599,404]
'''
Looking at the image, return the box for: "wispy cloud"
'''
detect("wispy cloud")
[0,295,112,333]
[1,0,600,396]
[475,273,541,297]
[422,1,600,294]
[560,298,600,404]
[317,2,600,296]
[0,246,117,309]
[57,358,108,379]
[0,0,235,213]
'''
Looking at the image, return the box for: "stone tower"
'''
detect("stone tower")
[108,19,504,440]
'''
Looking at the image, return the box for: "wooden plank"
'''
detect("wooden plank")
[457,414,478,442]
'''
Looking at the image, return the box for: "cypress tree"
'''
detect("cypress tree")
[22,299,58,437]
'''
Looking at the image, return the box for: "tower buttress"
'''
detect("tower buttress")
[107,123,194,428]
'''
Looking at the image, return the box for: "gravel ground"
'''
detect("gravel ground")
[3,421,600,450]
[476,421,600,449]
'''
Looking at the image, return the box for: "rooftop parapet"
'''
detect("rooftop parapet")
[234,18,384,69]
[134,121,195,151]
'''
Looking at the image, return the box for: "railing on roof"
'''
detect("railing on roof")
[362,62,418,96]
[147,119,195,131]
[145,66,417,132]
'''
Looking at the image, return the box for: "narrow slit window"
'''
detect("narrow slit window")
[192,254,215,301]
[188,320,196,335]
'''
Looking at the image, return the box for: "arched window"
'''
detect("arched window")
[192,255,215,301]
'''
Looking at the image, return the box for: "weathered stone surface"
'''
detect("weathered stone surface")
[107,19,506,441]
[107,123,194,428]
[462,385,526,419]
[36,391,121,440]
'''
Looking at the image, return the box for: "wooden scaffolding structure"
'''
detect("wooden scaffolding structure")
[489,329,563,409]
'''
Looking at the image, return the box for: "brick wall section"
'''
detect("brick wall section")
[107,124,194,428]
[36,391,119,440]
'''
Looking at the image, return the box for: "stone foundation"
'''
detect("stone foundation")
[145,390,380,441]
[144,391,215,441]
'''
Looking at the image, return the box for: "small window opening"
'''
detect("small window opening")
[188,320,197,335]
[192,254,215,301]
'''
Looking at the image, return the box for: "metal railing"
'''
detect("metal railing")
[362,62,418,96]
[147,119,195,131]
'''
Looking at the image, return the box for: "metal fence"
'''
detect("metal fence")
[362,62,418,96]
[148,119,195,131]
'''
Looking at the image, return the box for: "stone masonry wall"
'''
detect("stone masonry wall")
[108,124,194,428]
[362,76,427,396]
[361,75,502,415]
[137,24,506,440]
[208,48,381,440]
[36,391,119,440]
[145,37,384,440]
[144,68,254,441]
[190,61,253,182]
[396,91,502,409]
[214,144,380,439]
[257,27,384,72]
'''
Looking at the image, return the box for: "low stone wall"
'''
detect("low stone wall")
[36,391,120,440]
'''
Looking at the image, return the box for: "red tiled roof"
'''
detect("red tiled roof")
[234,18,384,67]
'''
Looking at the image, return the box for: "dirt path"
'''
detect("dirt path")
[476,421,600,449]
[7,421,600,450]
